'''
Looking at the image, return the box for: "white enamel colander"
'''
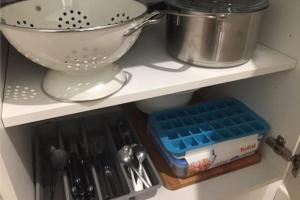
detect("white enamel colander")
[0,0,161,102]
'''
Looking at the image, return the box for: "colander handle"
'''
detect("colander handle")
[124,11,162,36]
[162,10,227,19]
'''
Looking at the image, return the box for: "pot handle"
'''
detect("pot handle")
[162,10,226,19]
[124,11,163,36]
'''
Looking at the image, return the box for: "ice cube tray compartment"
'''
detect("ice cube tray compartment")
[149,98,269,156]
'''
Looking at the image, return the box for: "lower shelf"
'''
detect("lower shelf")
[149,160,281,200]
[126,104,282,200]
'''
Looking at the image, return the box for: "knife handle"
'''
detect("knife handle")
[70,153,82,186]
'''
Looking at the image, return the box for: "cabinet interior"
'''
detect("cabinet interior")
[1,0,299,200]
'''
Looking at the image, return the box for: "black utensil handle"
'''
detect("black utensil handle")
[81,162,95,196]
[103,167,115,198]
[109,167,122,196]
[118,120,135,145]
[67,159,79,198]
[123,134,134,146]
[95,154,113,198]
[106,172,117,197]
[76,142,95,197]
[70,153,82,186]
[50,168,55,200]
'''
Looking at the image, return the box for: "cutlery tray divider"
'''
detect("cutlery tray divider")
[60,119,105,200]
[34,122,75,200]
[34,109,161,200]
[102,125,135,193]
[104,111,162,200]
[63,116,131,200]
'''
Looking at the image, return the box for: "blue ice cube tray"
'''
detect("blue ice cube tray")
[149,98,269,157]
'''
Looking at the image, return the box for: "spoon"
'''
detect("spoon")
[118,146,150,189]
[49,145,69,200]
[132,145,152,186]
[50,146,69,171]
[131,145,144,190]
[118,145,138,190]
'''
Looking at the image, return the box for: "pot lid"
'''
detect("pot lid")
[165,0,269,13]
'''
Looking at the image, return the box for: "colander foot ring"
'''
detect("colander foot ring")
[41,64,127,102]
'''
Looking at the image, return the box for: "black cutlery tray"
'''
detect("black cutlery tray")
[34,110,161,200]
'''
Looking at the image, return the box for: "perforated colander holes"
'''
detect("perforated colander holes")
[15,19,34,28]
[35,5,42,12]
[108,12,131,25]
[58,10,90,29]
[64,53,100,71]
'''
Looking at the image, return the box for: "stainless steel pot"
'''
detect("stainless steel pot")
[164,9,266,68]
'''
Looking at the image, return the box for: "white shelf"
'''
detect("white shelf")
[150,158,281,200]
[2,24,296,127]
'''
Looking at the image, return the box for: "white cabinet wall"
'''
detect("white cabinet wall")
[0,33,17,200]
[0,35,34,200]
[199,0,300,198]
[0,0,299,200]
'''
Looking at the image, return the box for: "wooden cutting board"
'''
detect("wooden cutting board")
[125,104,261,190]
